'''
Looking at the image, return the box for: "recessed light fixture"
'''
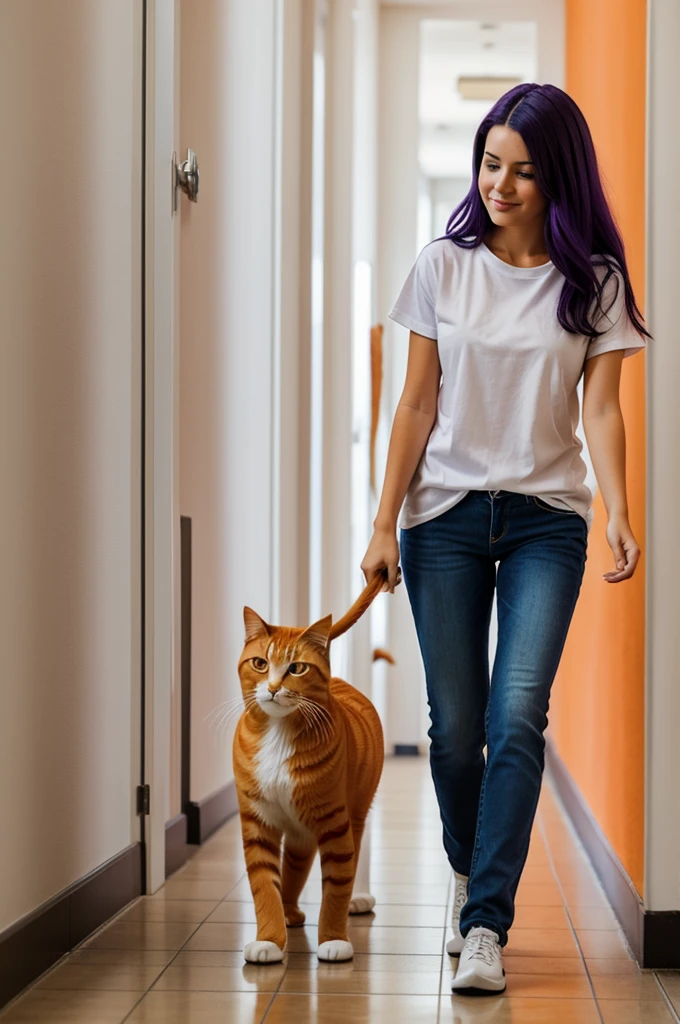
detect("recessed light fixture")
[457,75,522,100]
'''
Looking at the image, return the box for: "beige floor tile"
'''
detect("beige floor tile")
[561,883,611,908]
[82,921,198,951]
[374,863,452,884]
[440,996,601,1023]
[511,904,571,929]
[351,903,446,928]
[514,884,565,907]
[183,922,252,952]
[172,951,252,968]
[266,993,442,1023]
[516,866,558,886]
[566,906,620,930]
[368,848,450,866]
[591,973,665,1000]
[346,925,444,956]
[67,950,175,967]
[151,963,285,992]
[148,878,237,901]
[442,970,593,999]
[117,899,220,923]
[586,959,644,975]
[346,883,450,906]
[448,955,587,976]
[285,952,444,973]
[656,971,680,1010]
[503,928,581,958]
[280,968,443,995]
[124,990,272,1023]
[0,989,140,1023]
[34,963,166,992]
[597,1000,677,1023]
[176,861,245,881]
[575,929,635,960]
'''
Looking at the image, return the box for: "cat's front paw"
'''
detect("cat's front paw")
[284,905,306,927]
[317,939,354,962]
[349,893,376,915]
[244,940,285,963]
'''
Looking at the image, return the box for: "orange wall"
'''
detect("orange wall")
[550,0,647,896]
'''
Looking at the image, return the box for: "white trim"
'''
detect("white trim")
[644,0,680,913]
[144,0,180,894]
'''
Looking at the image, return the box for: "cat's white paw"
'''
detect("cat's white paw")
[244,940,284,963]
[317,939,354,962]
[349,893,376,915]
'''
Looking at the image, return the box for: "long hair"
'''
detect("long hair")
[443,83,651,342]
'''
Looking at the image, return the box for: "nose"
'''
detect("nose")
[268,681,282,695]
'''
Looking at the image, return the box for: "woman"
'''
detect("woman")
[361,83,650,995]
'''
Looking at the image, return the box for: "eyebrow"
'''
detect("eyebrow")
[485,150,534,165]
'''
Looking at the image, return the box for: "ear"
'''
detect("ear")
[243,606,270,644]
[300,613,333,655]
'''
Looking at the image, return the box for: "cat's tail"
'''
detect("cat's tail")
[329,567,389,641]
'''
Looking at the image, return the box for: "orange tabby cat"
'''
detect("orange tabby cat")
[233,570,387,963]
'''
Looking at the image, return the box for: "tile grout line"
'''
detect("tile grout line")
[436,869,453,1023]
[114,865,250,1024]
[537,807,606,1024]
[654,973,680,1024]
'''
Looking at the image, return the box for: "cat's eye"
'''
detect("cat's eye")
[251,657,268,673]
[288,662,308,676]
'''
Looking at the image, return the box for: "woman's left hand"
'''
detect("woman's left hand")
[603,514,640,582]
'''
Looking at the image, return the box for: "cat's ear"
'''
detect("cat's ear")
[300,614,333,656]
[243,607,270,644]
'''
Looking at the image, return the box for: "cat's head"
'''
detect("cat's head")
[238,607,333,719]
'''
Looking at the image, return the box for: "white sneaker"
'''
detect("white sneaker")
[450,925,506,993]
[446,869,469,956]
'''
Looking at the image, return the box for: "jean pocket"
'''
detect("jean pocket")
[532,495,578,515]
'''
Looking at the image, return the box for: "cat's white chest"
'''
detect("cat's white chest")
[252,721,311,840]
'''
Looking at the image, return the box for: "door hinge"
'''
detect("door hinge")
[136,784,150,816]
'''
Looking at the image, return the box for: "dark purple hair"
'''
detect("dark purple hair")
[443,83,651,342]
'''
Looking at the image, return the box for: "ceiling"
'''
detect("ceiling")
[419,19,537,178]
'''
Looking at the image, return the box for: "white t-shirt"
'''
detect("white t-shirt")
[388,238,646,532]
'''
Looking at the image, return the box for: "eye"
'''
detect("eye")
[288,662,308,676]
[251,657,268,673]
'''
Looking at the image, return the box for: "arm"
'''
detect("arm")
[582,350,640,581]
[361,331,441,591]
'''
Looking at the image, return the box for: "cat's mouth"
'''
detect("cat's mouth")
[257,692,297,718]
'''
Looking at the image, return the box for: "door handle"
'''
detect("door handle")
[172,149,199,210]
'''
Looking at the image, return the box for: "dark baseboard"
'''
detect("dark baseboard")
[545,738,680,968]
[394,744,420,757]
[187,780,239,845]
[0,843,142,1011]
[165,813,191,878]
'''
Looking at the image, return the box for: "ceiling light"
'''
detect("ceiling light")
[457,76,522,100]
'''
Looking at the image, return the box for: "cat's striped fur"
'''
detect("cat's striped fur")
[233,571,386,963]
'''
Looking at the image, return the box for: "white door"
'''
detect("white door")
[0,0,146,922]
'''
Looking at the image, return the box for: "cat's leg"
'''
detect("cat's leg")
[348,819,376,915]
[241,816,287,963]
[281,839,316,927]
[317,819,356,961]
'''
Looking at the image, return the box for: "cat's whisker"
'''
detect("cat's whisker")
[204,697,245,726]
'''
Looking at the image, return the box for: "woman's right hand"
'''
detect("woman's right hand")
[361,527,402,594]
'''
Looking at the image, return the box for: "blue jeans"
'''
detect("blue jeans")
[399,490,588,947]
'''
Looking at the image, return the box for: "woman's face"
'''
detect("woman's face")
[478,124,548,228]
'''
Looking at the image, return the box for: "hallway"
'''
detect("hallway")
[2,758,678,1024]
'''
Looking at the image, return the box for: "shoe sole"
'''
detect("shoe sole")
[451,969,506,994]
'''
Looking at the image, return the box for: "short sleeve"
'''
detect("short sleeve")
[388,243,439,340]
[585,265,647,361]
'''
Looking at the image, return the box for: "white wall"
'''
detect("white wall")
[0,0,142,930]
[644,0,680,913]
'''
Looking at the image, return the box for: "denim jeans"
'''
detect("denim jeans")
[399,490,588,947]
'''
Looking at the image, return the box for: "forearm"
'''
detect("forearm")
[582,408,629,517]
[373,402,436,530]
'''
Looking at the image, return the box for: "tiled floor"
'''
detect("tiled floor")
[3,757,679,1023]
